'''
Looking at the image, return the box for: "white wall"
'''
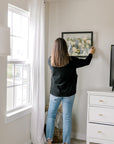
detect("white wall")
[45,0,114,140]
[0,0,31,144]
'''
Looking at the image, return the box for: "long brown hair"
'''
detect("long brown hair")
[51,38,69,67]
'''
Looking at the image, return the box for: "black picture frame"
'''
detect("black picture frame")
[110,45,114,91]
[62,31,93,57]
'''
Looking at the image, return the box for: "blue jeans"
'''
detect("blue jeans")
[46,94,75,144]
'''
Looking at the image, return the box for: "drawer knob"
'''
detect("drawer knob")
[98,131,102,133]
[99,114,103,116]
[99,100,103,102]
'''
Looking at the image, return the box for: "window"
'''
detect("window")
[7,4,31,112]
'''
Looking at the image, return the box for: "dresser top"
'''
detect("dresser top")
[87,89,114,96]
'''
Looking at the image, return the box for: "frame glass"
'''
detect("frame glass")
[62,31,93,57]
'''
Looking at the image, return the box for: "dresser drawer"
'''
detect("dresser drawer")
[89,107,114,125]
[87,123,114,141]
[89,95,114,107]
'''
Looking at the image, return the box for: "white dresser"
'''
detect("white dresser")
[87,91,114,144]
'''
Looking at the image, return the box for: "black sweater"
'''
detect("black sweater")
[48,54,93,97]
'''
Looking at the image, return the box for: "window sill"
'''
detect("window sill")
[5,105,32,123]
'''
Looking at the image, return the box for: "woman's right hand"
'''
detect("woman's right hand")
[90,46,95,54]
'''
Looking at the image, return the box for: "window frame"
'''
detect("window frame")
[6,4,32,119]
[8,4,30,61]
[7,61,31,112]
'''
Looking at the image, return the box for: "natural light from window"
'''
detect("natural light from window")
[7,4,31,112]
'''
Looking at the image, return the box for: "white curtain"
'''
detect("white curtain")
[29,0,46,143]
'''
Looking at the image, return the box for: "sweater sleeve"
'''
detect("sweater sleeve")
[48,56,51,69]
[72,53,93,68]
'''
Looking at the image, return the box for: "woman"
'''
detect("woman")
[46,38,95,144]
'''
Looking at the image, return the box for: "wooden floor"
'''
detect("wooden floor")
[52,139,86,144]
[51,138,95,144]
[44,138,95,144]
[71,138,86,144]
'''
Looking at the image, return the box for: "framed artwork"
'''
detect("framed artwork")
[62,31,93,57]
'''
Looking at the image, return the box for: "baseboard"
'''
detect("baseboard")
[71,132,86,141]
